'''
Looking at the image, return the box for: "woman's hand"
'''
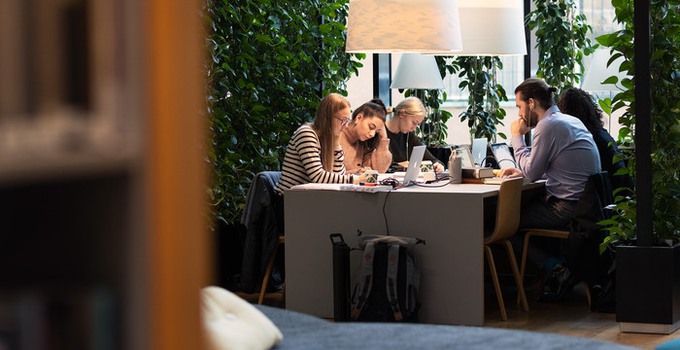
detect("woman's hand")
[353,172,368,184]
[358,166,372,173]
[377,125,388,139]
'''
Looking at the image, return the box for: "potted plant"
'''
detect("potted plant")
[526,0,596,93]
[596,0,680,334]
[456,56,508,142]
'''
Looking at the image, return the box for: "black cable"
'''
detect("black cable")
[382,189,392,236]
[413,181,450,188]
[497,158,518,168]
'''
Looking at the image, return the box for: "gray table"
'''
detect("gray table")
[284,182,542,326]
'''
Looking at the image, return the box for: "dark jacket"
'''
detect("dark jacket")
[592,128,632,191]
[567,171,614,288]
[239,171,283,293]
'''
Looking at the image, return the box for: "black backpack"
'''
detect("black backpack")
[349,235,423,322]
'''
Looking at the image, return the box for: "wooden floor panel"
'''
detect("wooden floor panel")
[483,283,678,350]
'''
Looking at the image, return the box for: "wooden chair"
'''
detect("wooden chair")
[240,171,285,305]
[484,177,529,320]
[258,235,285,304]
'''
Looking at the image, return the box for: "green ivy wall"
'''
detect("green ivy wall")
[205,0,363,225]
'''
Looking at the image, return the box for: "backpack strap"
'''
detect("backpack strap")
[351,241,376,320]
[386,243,403,321]
[405,249,419,314]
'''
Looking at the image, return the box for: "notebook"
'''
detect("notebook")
[402,145,426,186]
[490,143,517,169]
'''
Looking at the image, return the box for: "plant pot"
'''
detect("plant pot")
[616,244,680,334]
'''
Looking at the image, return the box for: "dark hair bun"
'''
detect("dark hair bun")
[370,98,387,112]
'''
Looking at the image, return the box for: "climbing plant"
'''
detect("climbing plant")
[205,0,363,224]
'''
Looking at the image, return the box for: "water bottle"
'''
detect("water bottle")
[449,149,462,184]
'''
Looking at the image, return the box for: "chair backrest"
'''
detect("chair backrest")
[258,171,282,199]
[485,177,524,244]
[571,171,613,238]
[238,171,283,293]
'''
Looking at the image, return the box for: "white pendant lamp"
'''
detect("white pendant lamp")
[345,0,463,54]
[390,54,444,89]
[455,0,527,56]
[581,49,630,92]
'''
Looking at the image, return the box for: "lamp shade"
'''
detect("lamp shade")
[581,49,630,92]
[390,54,445,90]
[346,0,463,54]
[455,0,526,56]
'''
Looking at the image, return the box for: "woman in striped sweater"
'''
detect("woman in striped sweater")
[275,93,368,195]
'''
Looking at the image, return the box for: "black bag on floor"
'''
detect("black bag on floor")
[330,233,351,321]
[350,234,424,322]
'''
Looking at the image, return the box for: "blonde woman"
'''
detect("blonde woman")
[339,98,392,174]
[385,97,444,172]
[275,93,367,195]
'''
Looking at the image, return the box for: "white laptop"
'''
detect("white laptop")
[401,145,427,186]
[490,143,517,169]
[471,138,488,167]
[453,146,474,168]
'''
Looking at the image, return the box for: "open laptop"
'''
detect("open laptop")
[401,145,426,186]
[385,145,427,187]
[471,138,489,167]
[453,145,474,168]
[490,143,517,169]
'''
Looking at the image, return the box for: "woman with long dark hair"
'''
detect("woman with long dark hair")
[339,98,392,174]
[557,87,632,190]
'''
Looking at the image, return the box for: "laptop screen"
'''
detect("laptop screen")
[403,145,426,186]
[471,138,488,167]
[490,143,517,169]
[454,146,474,168]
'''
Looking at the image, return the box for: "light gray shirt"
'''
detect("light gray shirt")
[511,105,601,201]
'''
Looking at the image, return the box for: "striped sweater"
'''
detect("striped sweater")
[275,124,352,195]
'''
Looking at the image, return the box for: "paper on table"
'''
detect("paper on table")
[291,183,394,193]
[291,183,345,191]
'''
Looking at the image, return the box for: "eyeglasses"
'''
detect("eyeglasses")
[335,116,352,127]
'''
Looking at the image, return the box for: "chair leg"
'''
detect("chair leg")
[258,242,280,305]
[505,241,529,312]
[518,232,533,305]
[584,282,591,306]
[485,245,507,321]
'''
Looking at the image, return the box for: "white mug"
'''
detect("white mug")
[364,170,379,184]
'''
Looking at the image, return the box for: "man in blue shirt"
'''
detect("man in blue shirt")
[499,78,601,300]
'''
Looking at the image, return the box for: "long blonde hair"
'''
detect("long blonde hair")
[392,96,426,118]
[312,93,351,171]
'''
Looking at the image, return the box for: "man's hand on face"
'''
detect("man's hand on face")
[511,118,531,137]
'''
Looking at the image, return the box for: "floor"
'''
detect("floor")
[483,283,678,350]
[239,281,679,350]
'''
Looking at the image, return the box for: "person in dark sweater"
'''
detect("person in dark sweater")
[557,87,633,191]
[385,97,444,172]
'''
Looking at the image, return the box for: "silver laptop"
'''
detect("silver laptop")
[402,145,426,186]
[454,146,474,168]
[490,143,517,169]
[471,138,488,167]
